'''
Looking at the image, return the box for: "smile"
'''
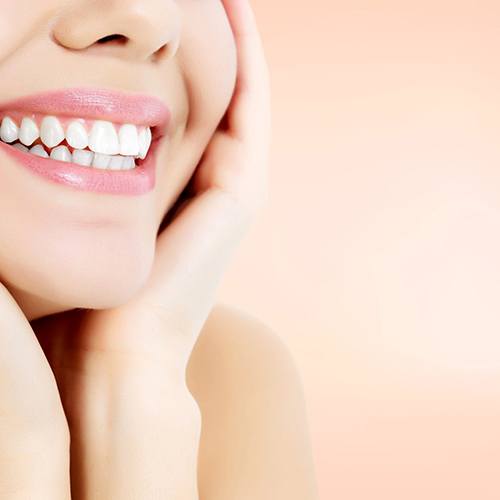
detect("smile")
[0,87,171,195]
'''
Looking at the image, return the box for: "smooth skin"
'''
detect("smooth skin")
[0,0,318,499]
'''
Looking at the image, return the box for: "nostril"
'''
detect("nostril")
[96,34,128,45]
[151,43,168,63]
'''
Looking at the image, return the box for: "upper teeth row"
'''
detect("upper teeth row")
[0,115,152,159]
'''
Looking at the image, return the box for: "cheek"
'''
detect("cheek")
[154,1,237,220]
[178,0,237,138]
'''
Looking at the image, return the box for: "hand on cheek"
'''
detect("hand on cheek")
[31,0,271,498]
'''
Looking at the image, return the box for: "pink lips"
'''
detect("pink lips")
[0,87,171,195]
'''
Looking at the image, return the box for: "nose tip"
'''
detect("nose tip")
[51,0,181,63]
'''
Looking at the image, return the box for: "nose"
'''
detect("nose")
[51,0,181,64]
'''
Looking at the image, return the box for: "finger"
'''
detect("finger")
[139,184,252,343]
[221,0,271,143]
[134,1,272,339]
[0,284,63,420]
[0,284,70,500]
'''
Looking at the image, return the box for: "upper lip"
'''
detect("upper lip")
[0,86,171,139]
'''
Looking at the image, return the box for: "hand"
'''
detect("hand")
[33,0,271,498]
[0,283,70,500]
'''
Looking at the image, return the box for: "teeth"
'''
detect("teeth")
[40,116,65,148]
[50,145,72,162]
[72,148,94,167]
[122,156,136,170]
[0,114,153,169]
[19,117,39,146]
[0,116,19,143]
[118,124,140,156]
[29,144,49,158]
[138,126,152,160]
[13,143,28,152]
[108,155,124,170]
[66,120,89,150]
[92,153,111,169]
[89,120,120,155]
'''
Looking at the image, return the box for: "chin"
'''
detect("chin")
[0,224,157,316]
[57,250,155,310]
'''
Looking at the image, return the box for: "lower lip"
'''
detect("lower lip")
[0,139,161,196]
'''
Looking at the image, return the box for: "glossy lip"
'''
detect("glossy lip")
[0,87,171,195]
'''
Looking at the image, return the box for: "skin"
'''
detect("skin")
[0,1,318,499]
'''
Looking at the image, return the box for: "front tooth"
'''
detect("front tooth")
[0,116,19,143]
[89,120,119,155]
[108,155,124,170]
[92,153,111,169]
[66,120,89,150]
[40,116,64,148]
[72,149,94,167]
[138,127,152,159]
[118,124,140,156]
[19,117,39,146]
[29,144,49,158]
[50,145,72,162]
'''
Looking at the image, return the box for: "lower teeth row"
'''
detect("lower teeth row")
[6,140,137,170]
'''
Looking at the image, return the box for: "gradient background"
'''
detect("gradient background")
[217,1,500,499]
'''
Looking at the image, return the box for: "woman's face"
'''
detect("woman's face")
[0,0,237,318]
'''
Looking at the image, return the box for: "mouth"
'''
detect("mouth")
[0,87,171,195]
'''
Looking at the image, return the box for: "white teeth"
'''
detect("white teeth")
[19,117,39,146]
[122,156,136,170]
[66,120,89,150]
[0,116,19,143]
[40,116,64,148]
[118,124,140,156]
[108,155,124,170]
[50,145,72,162]
[89,120,120,155]
[0,114,150,170]
[72,148,94,167]
[92,153,111,169]
[29,144,49,158]
[13,143,28,152]
[138,126,152,160]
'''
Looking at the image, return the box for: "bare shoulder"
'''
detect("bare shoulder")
[186,302,319,500]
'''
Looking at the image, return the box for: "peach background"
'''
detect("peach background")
[217,1,500,499]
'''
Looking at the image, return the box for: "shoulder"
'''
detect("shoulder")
[187,302,301,386]
[186,302,319,500]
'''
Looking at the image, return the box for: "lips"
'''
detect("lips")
[0,87,171,195]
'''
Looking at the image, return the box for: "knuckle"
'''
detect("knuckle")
[220,187,264,224]
[184,391,202,427]
[166,386,202,442]
[216,172,269,220]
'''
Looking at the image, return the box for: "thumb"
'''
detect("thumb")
[0,283,70,500]
[0,283,64,426]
